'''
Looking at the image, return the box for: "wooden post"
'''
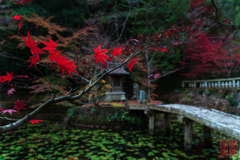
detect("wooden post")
[184,118,193,151]
[164,113,171,136]
[203,125,213,149]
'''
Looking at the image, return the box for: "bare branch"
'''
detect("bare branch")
[150,66,185,82]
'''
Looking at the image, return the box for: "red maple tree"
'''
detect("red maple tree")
[180,33,240,78]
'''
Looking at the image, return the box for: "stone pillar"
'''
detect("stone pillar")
[143,100,147,105]
[144,109,155,136]
[184,118,193,151]
[131,83,139,100]
[139,90,145,104]
[164,113,171,136]
[148,112,155,136]
[203,125,213,149]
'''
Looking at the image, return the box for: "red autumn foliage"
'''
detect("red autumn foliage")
[180,33,240,78]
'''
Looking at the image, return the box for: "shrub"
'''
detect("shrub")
[106,109,143,126]
[206,88,217,96]
[226,95,238,107]
[198,88,204,95]
[220,89,231,98]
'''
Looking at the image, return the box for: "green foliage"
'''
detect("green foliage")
[127,0,189,37]
[66,106,78,119]
[198,88,204,95]
[182,90,191,94]
[35,0,89,27]
[220,89,231,98]
[57,8,87,28]
[206,0,240,26]
[106,109,142,126]
[206,88,217,96]
[1,0,9,5]
[11,4,49,18]
[226,95,238,107]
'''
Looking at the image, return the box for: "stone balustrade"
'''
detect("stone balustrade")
[182,77,240,88]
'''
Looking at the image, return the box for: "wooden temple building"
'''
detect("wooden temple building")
[104,62,129,101]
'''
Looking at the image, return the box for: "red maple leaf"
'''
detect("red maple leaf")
[47,50,62,64]
[148,74,153,78]
[94,43,111,67]
[7,87,16,96]
[18,21,23,30]
[25,55,40,69]
[55,55,79,77]
[29,120,44,124]
[155,48,168,52]
[40,37,58,53]
[1,102,5,106]
[19,31,45,59]
[0,107,3,111]
[111,46,123,57]
[127,57,137,72]
[154,73,160,79]
[2,109,17,115]
[1,71,14,84]
[12,15,21,20]
[14,99,27,114]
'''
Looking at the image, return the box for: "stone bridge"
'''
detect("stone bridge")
[126,101,240,151]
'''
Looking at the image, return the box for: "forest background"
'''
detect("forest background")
[0,0,240,108]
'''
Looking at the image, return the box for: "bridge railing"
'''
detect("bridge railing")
[182,77,240,88]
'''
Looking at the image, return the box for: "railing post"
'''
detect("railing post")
[233,80,235,88]
[218,81,221,88]
[164,113,171,136]
[182,82,185,88]
[184,118,193,151]
[205,82,207,88]
[203,125,213,149]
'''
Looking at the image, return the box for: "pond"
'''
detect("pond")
[0,119,237,160]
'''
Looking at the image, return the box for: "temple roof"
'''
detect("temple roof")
[106,62,129,75]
